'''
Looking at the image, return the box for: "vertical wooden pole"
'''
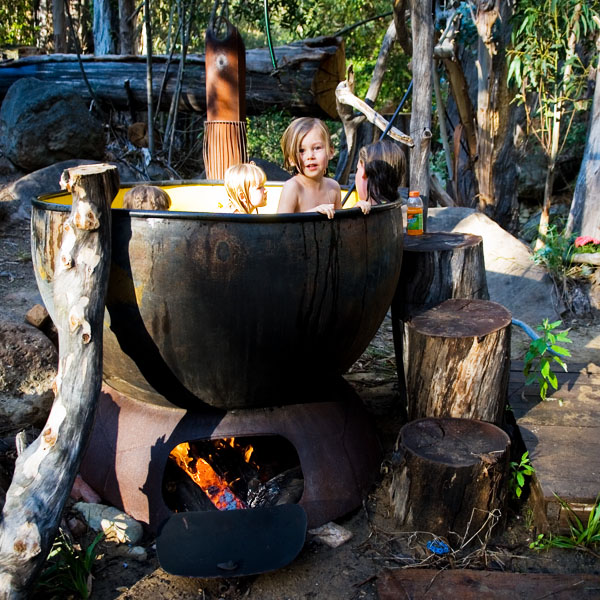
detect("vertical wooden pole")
[0,164,118,599]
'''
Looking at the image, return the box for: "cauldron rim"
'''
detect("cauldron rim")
[33,179,401,222]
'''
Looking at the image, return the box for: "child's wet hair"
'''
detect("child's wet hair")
[358,140,406,204]
[224,162,267,214]
[280,117,333,174]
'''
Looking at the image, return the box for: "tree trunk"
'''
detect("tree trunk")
[473,0,518,233]
[118,0,137,55]
[566,44,600,238]
[409,0,433,227]
[93,0,115,55]
[405,298,511,425]
[0,164,118,599]
[390,417,510,545]
[0,37,345,118]
[52,0,67,53]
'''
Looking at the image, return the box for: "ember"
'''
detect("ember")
[165,436,304,514]
[169,442,247,510]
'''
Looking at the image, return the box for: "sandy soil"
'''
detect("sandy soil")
[1,185,599,600]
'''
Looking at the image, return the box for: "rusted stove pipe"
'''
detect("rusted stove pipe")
[203,19,248,179]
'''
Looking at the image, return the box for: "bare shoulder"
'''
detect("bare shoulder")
[325,177,341,208]
[277,177,302,213]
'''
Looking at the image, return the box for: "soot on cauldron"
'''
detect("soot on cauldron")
[163,436,304,514]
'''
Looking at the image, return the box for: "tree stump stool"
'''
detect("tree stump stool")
[390,417,510,545]
[391,232,489,413]
[406,298,512,425]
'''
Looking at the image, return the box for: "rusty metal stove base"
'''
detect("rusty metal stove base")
[80,380,382,533]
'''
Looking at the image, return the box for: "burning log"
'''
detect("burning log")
[0,36,345,118]
[169,442,247,510]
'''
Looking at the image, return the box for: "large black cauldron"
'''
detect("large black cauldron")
[31,183,403,410]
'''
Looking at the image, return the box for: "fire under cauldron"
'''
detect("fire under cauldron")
[31,181,404,577]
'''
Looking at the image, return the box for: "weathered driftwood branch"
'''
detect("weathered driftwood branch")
[0,36,345,118]
[0,164,118,599]
[335,80,413,147]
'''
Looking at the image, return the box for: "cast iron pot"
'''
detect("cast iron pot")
[31,183,403,410]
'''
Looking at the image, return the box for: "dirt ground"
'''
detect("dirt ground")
[1,184,599,599]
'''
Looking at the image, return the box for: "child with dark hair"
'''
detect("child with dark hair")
[354,140,406,215]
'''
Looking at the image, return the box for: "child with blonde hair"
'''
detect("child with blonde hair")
[354,140,406,215]
[224,162,268,214]
[277,117,341,219]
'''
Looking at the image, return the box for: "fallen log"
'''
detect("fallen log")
[0,36,345,118]
[0,164,117,598]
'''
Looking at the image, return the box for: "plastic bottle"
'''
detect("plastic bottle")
[406,190,423,235]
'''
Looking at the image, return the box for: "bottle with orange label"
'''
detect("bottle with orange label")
[406,190,423,235]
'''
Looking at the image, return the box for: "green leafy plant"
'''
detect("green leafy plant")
[34,530,103,600]
[529,494,600,554]
[550,494,600,552]
[523,319,572,401]
[529,532,550,550]
[509,451,535,499]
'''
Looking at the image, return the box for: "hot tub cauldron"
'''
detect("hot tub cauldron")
[31,182,404,410]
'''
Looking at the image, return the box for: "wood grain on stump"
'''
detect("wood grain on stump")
[393,232,489,322]
[391,232,489,413]
[390,418,510,544]
[406,298,511,425]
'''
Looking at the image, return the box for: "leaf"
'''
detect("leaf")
[517,472,525,487]
[547,370,558,390]
[540,359,551,378]
[550,345,570,357]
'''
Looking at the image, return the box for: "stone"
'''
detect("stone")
[0,159,142,222]
[73,502,144,545]
[25,304,50,330]
[0,320,57,431]
[426,207,564,324]
[0,78,106,171]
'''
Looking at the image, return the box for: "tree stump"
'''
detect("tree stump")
[390,417,510,545]
[406,298,512,425]
[0,164,118,598]
[391,232,489,413]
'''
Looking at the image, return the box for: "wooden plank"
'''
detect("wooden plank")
[378,569,600,600]
[510,391,600,427]
[517,424,600,503]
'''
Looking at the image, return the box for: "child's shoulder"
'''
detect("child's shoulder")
[325,176,341,191]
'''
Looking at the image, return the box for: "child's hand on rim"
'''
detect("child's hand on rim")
[314,204,336,219]
[355,200,372,215]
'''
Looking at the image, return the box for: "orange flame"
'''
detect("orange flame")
[169,442,247,510]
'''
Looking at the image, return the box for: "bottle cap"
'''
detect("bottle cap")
[408,190,420,197]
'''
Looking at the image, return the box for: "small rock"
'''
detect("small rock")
[67,516,87,537]
[73,502,143,545]
[70,474,102,504]
[24,304,50,330]
[113,545,148,561]
[308,522,353,548]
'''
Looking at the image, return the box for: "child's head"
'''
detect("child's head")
[280,117,334,175]
[356,140,406,204]
[122,185,171,210]
[224,162,268,214]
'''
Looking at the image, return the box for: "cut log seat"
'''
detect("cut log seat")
[391,232,489,412]
[389,417,510,545]
[406,298,512,425]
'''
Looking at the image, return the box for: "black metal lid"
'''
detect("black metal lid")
[156,504,307,578]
